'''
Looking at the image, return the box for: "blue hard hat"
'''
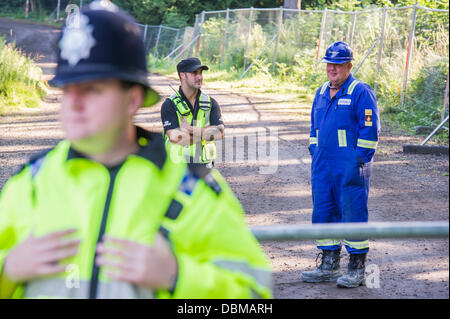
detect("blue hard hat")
[322,41,354,64]
[49,2,159,107]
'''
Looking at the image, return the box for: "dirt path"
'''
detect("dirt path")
[0,18,448,299]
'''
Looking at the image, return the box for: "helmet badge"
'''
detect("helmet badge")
[59,13,96,66]
[329,51,340,58]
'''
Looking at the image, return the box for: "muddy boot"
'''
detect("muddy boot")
[336,253,367,288]
[301,248,341,283]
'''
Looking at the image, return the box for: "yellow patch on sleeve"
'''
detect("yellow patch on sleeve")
[365,109,372,115]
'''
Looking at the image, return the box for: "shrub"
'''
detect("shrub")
[0,36,47,113]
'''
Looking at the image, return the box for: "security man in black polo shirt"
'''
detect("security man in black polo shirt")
[160,58,224,168]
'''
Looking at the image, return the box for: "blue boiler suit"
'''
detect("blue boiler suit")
[309,74,380,254]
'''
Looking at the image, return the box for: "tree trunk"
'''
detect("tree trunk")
[283,0,301,10]
[283,0,301,19]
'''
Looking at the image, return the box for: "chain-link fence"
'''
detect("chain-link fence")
[11,1,448,132]
[163,5,448,131]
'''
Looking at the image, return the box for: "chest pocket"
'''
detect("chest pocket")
[313,95,329,128]
[335,100,354,129]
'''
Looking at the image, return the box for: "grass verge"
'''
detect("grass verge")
[0,36,47,114]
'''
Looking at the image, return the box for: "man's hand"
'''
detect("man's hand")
[202,125,224,141]
[179,116,193,135]
[95,233,178,290]
[166,128,192,145]
[3,229,80,283]
[359,157,364,167]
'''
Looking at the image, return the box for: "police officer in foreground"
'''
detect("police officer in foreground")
[0,4,272,299]
[301,41,380,288]
[161,57,224,168]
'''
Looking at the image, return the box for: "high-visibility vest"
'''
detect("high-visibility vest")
[0,128,272,299]
[165,92,217,164]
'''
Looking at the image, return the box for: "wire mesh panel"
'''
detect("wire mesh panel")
[246,8,281,69]
[153,27,181,57]
[275,9,324,86]
[281,9,322,60]
[320,11,355,58]
[199,10,229,65]
[404,7,449,126]
[349,10,383,84]
[222,8,254,70]
[373,7,414,107]
[139,5,448,133]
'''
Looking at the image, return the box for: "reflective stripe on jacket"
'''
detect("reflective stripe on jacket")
[165,92,215,164]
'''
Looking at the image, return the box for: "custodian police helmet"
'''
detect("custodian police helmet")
[322,41,354,64]
[49,1,159,107]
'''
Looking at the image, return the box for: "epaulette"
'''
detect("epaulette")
[187,162,222,195]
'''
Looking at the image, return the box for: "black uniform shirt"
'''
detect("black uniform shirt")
[160,87,223,133]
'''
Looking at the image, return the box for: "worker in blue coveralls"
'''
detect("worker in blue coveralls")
[300,41,380,288]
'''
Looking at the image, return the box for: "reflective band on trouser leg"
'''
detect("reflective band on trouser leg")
[309,137,317,145]
[316,239,341,250]
[337,130,347,147]
[24,279,155,299]
[357,139,377,149]
[213,259,272,299]
[343,240,369,253]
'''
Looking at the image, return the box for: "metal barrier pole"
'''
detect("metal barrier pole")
[442,71,449,122]
[352,37,379,75]
[143,24,148,54]
[171,34,201,62]
[349,12,357,47]
[240,33,278,79]
[153,25,162,56]
[401,4,418,107]
[190,14,199,57]
[244,7,254,70]
[56,0,61,20]
[272,6,283,73]
[316,8,327,63]
[374,6,387,94]
[195,11,205,58]
[172,29,180,53]
[165,42,184,60]
[251,221,449,242]
[420,115,449,146]
[221,8,230,66]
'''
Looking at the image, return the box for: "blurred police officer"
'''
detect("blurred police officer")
[0,2,272,299]
[161,58,224,168]
[301,41,380,288]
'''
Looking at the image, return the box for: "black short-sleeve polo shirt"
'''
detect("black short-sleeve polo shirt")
[160,87,223,133]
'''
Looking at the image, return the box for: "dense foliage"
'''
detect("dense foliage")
[0,36,47,112]
[0,1,447,27]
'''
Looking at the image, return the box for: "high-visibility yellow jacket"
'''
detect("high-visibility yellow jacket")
[165,92,217,164]
[0,127,272,299]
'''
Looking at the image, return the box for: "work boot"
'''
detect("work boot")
[301,248,341,283]
[336,253,367,288]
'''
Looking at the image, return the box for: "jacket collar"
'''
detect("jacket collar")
[178,86,201,111]
[330,73,355,99]
[66,126,167,170]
